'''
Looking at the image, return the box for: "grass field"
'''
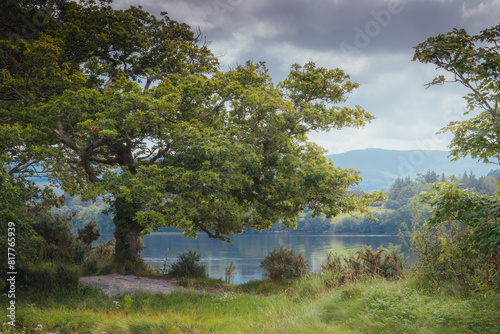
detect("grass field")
[2,274,498,334]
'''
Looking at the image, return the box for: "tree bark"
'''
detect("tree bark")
[112,198,145,264]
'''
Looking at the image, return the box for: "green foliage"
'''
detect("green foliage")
[414,23,500,164]
[321,245,406,287]
[32,212,79,262]
[260,245,309,281]
[168,251,208,279]
[0,161,53,288]
[94,238,115,264]
[414,24,500,292]
[1,0,382,265]
[71,239,90,264]
[332,170,500,234]
[419,182,500,261]
[122,294,133,316]
[224,261,236,284]
[408,218,499,293]
[82,250,101,275]
[77,220,101,245]
[17,262,79,294]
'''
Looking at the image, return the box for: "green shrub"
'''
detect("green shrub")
[56,262,79,290]
[95,238,115,263]
[408,219,498,293]
[168,251,208,279]
[77,221,101,245]
[321,245,407,287]
[71,239,91,264]
[17,262,79,293]
[33,213,76,261]
[260,245,309,281]
[82,250,100,275]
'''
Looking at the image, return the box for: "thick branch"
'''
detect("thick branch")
[103,77,117,91]
[80,147,100,183]
[193,218,220,239]
[88,156,120,165]
[149,145,170,164]
[53,120,82,151]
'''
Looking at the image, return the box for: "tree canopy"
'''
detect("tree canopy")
[414,23,500,164]
[1,0,382,264]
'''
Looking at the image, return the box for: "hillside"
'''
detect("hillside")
[327,148,493,191]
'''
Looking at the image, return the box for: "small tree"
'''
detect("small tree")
[414,24,500,288]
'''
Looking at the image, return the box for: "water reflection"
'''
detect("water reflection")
[141,233,415,284]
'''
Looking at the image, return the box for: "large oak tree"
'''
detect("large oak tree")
[1,0,382,264]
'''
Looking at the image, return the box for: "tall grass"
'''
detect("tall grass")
[3,274,498,334]
[3,240,498,334]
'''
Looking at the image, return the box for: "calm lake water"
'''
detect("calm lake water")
[141,233,416,284]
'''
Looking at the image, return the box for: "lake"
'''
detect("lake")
[141,233,416,284]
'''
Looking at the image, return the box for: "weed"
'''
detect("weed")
[224,261,236,284]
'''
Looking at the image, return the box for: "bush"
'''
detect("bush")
[17,262,79,293]
[82,250,100,275]
[71,239,91,264]
[95,238,115,263]
[77,221,101,245]
[260,245,309,281]
[56,262,79,290]
[321,245,407,287]
[408,220,498,293]
[168,251,208,279]
[32,213,75,261]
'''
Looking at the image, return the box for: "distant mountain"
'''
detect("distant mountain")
[327,148,494,191]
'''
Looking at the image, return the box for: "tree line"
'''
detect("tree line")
[265,169,500,234]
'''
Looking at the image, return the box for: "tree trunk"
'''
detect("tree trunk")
[113,198,145,264]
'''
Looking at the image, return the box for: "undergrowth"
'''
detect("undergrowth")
[2,273,498,334]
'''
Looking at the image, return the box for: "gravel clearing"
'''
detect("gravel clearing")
[79,274,186,297]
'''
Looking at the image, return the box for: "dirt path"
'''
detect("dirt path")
[79,274,186,297]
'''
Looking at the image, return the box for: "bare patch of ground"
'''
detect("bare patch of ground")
[79,274,186,297]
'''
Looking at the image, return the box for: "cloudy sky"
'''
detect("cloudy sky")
[117,0,500,154]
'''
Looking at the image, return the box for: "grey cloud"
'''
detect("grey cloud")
[163,0,499,54]
[117,0,499,56]
[112,0,499,154]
